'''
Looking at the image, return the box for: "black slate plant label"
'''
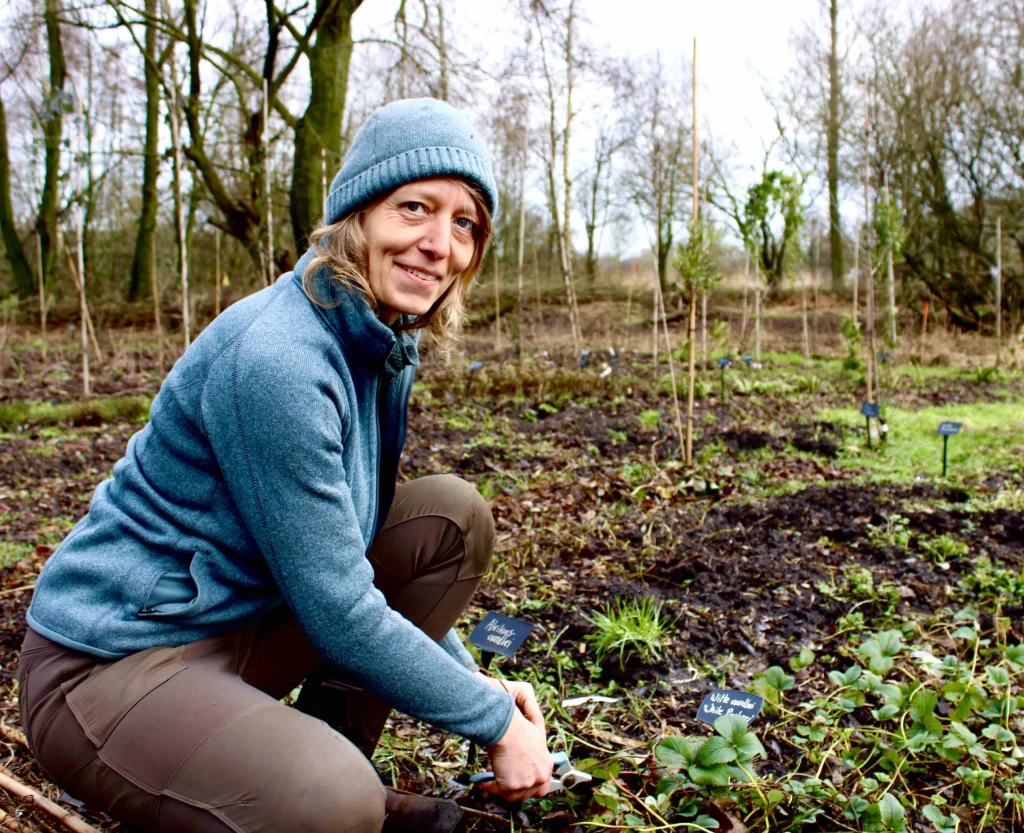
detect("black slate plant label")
[696,689,765,725]
[717,356,732,368]
[861,401,880,419]
[936,421,963,436]
[468,612,534,657]
[742,355,753,365]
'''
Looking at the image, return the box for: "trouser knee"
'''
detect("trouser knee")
[436,474,495,580]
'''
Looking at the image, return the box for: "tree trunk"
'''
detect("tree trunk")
[128,0,161,302]
[291,0,362,254]
[827,0,844,292]
[0,95,35,296]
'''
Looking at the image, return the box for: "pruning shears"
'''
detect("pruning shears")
[469,751,594,793]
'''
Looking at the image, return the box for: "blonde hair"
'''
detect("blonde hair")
[303,179,493,353]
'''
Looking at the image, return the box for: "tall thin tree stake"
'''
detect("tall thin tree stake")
[812,221,820,354]
[863,98,876,406]
[740,250,749,345]
[214,228,222,318]
[754,260,762,361]
[685,36,698,467]
[852,223,859,325]
[167,76,190,348]
[995,216,1002,367]
[36,232,47,361]
[74,97,90,396]
[493,246,501,354]
[884,172,896,348]
[657,284,686,457]
[263,78,274,285]
[515,141,527,368]
[321,147,328,220]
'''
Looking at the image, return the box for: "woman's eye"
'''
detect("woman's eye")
[455,217,477,233]
[403,201,424,213]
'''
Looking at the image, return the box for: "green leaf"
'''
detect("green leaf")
[923,805,959,832]
[655,736,702,769]
[875,683,903,705]
[872,704,900,721]
[878,792,904,823]
[1006,644,1024,670]
[950,722,977,744]
[735,731,767,761]
[687,763,731,786]
[910,689,938,723]
[765,665,796,691]
[986,666,1011,686]
[713,713,750,744]
[951,626,978,642]
[981,724,1014,744]
[698,735,738,766]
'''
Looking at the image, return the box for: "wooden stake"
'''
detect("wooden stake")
[263,78,274,286]
[73,97,90,397]
[740,250,749,346]
[863,97,876,406]
[657,283,686,461]
[36,232,47,361]
[686,36,698,467]
[167,75,190,348]
[852,222,859,326]
[884,172,896,348]
[754,261,762,361]
[64,249,101,363]
[515,142,527,367]
[812,220,819,355]
[0,765,102,833]
[493,244,501,355]
[651,282,659,376]
[995,216,1002,367]
[151,231,163,369]
[214,228,222,318]
[321,146,328,221]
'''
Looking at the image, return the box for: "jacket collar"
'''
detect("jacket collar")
[290,247,421,378]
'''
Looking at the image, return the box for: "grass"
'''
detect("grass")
[583,596,672,668]
[0,396,152,431]
[819,400,1024,483]
[0,541,35,570]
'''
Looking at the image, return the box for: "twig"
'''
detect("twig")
[0,767,102,833]
[385,787,542,832]
[0,807,33,833]
[0,725,26,750]
[0,587,34,599]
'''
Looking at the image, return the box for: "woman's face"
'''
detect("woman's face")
[361,177,480,326]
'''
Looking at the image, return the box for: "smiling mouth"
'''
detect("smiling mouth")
[397,263,442,283]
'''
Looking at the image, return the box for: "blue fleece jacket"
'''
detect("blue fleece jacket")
[26,249,515,748]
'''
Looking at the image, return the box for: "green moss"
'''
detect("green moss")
[0,396,152,431]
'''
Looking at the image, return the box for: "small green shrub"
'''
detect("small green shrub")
[639,409,660,430]
[584,596,672,667]
[919,534,969,565]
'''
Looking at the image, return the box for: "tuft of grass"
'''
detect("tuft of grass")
[818,400,1024,484]
[0,396,151,431]
[918,533,969,564]
[584,596,672,667]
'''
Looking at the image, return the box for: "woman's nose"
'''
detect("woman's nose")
[418,216,451,260]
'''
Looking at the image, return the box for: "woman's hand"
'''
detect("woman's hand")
[476,674,545,732]
[482,708,552,802]
[476,674,551,801]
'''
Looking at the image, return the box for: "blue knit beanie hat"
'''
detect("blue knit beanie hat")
[326,98,497,225]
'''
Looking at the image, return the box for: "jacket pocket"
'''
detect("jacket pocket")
[137,567,201,618]
[64,646,186,747]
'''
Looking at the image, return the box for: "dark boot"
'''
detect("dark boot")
[381,789,465,833]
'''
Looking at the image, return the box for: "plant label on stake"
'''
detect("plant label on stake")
[465,612,535,771]
[696,690,765,725]
[936,421,963,477]
[742,354,753,370]
[468,611,534,669]
[861,401,880,450]
[717,356,732,398]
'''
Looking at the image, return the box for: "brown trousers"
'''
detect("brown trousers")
[18,475,495,833]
